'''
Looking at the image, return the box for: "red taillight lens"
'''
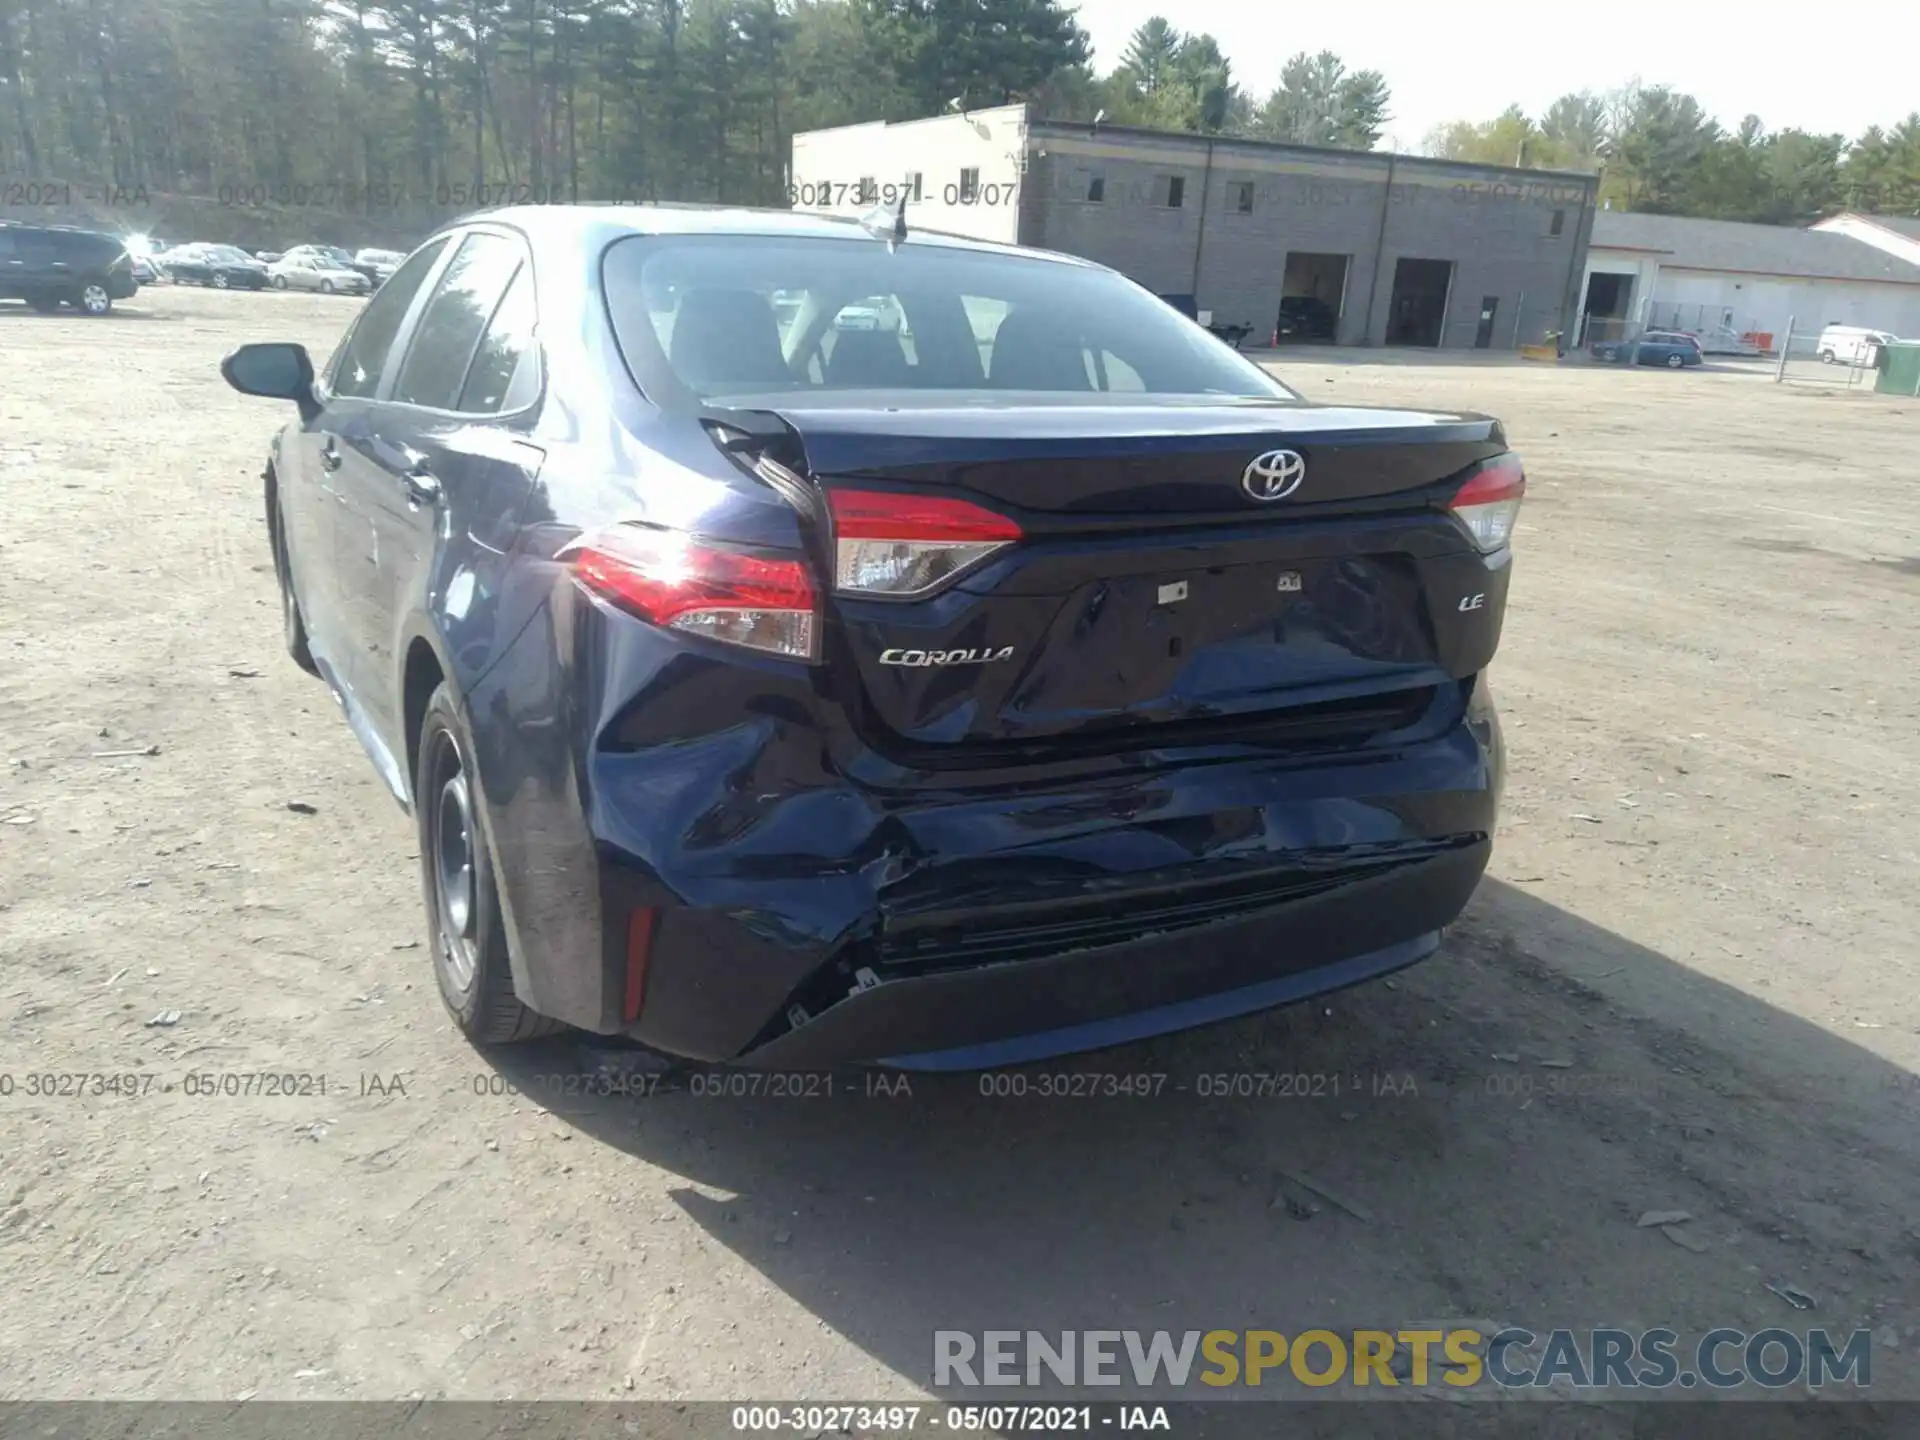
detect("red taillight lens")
[1448,453,1526,553]
[827,489,1022,597]
[572,524,819,661]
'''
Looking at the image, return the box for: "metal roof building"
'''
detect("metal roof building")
[1580,210,1920,345]
[792,103,1601,350]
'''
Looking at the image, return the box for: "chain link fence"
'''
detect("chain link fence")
[1770,315,1888,389]
[1640,303,1773,356]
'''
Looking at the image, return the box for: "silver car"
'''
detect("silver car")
[266,254,370,295]
[353,248,404,287]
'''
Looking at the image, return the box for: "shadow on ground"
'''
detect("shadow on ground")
[481,880,1920,1425]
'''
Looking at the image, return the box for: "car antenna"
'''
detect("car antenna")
[859,193,908,252]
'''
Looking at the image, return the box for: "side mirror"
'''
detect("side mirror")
[222,342,319,422]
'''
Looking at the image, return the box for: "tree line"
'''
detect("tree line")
[1422,90,1920,225]
[0,0,1913,231]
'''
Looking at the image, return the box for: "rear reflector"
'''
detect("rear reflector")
[572,524,819,660]
[1448,453,1526,553]
[827,489,1022,597]
[623,907,658,1024]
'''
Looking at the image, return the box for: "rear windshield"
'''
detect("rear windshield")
[601,232,1299,408]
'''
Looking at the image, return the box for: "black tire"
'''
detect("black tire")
[213,271,230,289]
[268,483,320,676]
[1820,349,1835,364]
[415,682,563,1045]
[1665,353,1684,368]
[72,282,113,316]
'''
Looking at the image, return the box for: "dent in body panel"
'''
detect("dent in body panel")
[461,562,609,1024]
[587,700,1496,1057]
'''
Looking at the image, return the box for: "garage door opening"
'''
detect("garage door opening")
[1386,257,1454,347]
[1275,252,1348,343]
[1581,271,1634,344]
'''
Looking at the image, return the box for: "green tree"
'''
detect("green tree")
[1837,116,1920,215]
[1537,91,1607,168]
[854,0,1091,116]
[1115,15,1179,96]
[1253,50,1388,150]
[1688,114,1771,219]
[1421,104,1536,167]
[1606,83,1721,211]
[1761,128,1843,223]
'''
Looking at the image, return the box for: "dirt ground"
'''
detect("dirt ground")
[2,286,1917,1408]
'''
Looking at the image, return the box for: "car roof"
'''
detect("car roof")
[0,219,120,243]
[431,202,1110,272]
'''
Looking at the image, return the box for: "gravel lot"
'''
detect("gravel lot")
[2,286,1917,1407]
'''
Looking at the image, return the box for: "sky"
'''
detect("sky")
[1067,0,1919,151]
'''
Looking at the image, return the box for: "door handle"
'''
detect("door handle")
[319,438,342,471]
[401,466,442,507]
[371,437,439,506]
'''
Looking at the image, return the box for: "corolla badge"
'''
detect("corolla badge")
[878,646,1015,667]
[1242,449,1306,501]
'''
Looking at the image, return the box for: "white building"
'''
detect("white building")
[788,103,1029,245]
[1810,212,1920,269]
[1576,210,1920,348]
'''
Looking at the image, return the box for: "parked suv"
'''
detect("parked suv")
[0,220,139,315]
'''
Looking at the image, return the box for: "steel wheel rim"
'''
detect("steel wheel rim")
[428,730,480,995]
[82,285,109,313]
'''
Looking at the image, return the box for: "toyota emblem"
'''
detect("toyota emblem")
[1242,449,1306,501]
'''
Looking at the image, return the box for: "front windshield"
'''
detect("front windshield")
[601,232,1300,408]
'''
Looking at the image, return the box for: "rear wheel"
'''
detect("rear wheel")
[213,271,230,289]
[272,275,288,289]
[1820,349,1836,364]
[1665,353,1685,369]
[319,278,335,295]
[415,683,563,1045]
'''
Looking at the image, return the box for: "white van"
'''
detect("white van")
[1817,325,1897,366]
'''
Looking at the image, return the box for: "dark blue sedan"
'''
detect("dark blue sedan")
[221,205,1520,1070]
[1590,330,1704,368]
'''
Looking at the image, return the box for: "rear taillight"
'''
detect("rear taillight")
[827,489,1022,597]
[570,524,819,661]
[1448,453,1525,553]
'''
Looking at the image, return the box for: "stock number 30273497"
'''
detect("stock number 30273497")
[788,179,1018,208]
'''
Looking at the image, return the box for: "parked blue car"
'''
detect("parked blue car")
[1590,330,1704,368]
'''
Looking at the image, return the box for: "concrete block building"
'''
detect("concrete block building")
[789,103,1600,349]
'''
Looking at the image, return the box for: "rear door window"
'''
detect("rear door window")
[453,264,540,414]
[326,237,450,398]
[390,232,525,410]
